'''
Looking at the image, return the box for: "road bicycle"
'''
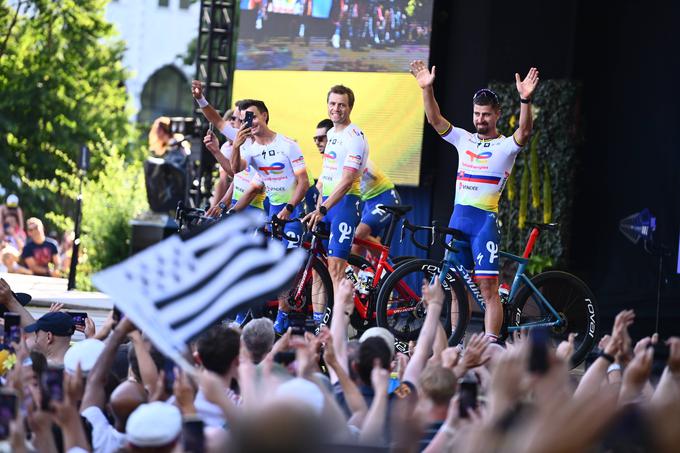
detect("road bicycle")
[376,220,600,365]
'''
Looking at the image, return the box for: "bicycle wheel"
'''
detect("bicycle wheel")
[346,254,416,335]
[278,256,334,334]
[376,259,470,345]
[511,271,599,367]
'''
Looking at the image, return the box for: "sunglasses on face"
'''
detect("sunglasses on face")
[472,88,499,104]
[313,135,327,143]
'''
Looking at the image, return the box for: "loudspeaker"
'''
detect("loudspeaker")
[144,154,187,213]
[130,217,178,255]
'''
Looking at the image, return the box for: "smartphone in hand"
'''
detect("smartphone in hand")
[2,312,21,345]
[244,111,254,129]
[67,311,88,329]
[529,327,550,375]
[458,375,478,418]
[183,419,205,453]
[0,389,18,440]
[40,367,65,411]
[163,358,176,395]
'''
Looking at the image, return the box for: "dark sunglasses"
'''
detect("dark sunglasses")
[313,135,327,142]
[472,88,499,104]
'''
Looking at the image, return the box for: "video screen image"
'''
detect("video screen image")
[233,0,435,186]
[238,0,433,72]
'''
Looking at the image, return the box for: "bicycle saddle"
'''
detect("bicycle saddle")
[380,205,413,216]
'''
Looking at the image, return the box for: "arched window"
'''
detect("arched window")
[138,65,193,124]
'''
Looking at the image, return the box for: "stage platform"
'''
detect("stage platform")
[1,273,112,338]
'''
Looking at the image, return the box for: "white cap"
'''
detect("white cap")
[359,327,395,360]
[126,402,182,447]
[275,378,324,415]
[63,339,105,376]
[6,194,18,207]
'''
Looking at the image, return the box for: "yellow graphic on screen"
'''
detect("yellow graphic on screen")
[232,70,423,186]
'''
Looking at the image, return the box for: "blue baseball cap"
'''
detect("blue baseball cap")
[24,312,75,337]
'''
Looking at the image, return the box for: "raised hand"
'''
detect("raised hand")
[173,368,197,416]
[667,337,680,374]
[410,60,436,89]
[422,278,444,307]
[336,277,355,313]
[457,333,491,375]
[515,67,540,100]
[233,123,252,149]
[191,79,204,99]
[623,346,654,391]
[49,302,64,313]
[83,316,96,339]
[203,131,220,155]
[556,333,577,362]
[370,359,390,396]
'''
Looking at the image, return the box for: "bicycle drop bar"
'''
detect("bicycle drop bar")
[400,218,434,251]
[400,218,463,253]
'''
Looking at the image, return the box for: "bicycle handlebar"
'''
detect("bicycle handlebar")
[400,218,434,251]
[400,218,460,253]
[265,216,330,243]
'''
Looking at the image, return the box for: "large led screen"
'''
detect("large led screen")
[233,0,435,185]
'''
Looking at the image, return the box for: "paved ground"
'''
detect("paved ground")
[1,272,111,341]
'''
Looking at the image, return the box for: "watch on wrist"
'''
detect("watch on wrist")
[319,205,328,216]
[520,97,532,104]
[285,203,294,213]
[599,351,615,363]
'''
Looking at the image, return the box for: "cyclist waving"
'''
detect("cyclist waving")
[410,60,539,342]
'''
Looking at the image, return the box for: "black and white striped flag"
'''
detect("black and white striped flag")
[92,211,305,366]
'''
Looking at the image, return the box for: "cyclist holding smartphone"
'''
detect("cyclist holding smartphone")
[410,60,539,341]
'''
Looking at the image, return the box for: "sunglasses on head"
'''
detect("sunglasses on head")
[472,88,499,104]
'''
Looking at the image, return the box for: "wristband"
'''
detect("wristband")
[520,97,532,104]
[607,363,622,374]
[319,205,328,216]
[196,96,209,108]
[599,351,615,363]
[285,203,294,213]
[442,425,456,437]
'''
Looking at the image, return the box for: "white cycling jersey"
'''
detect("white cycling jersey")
[240,134,307,206]
[440,123,522,212]
[319,123,368,198]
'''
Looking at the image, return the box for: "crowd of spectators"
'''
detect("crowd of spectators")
[0,275,678,452]
[0,194,74,278]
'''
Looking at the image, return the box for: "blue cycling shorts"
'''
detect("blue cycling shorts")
[269,202,304,248]
[304,184,320,216]
[230,200,265,215]
[322,195,361,261]
[361,189,401,237]
[447,204,500,280]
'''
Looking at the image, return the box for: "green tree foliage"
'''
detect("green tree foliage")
[1,1,150,289]
[0,0,135,221]
[543,162,552,224]
[518,157,529,229]
[493,80,582,268]
[529,132,540,209]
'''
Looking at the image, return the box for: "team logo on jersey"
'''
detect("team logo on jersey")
[292,156,305,163]
[347,154,362,164]
[324,151,337,160]
[465,150,492,163]
[258,162,285,175]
